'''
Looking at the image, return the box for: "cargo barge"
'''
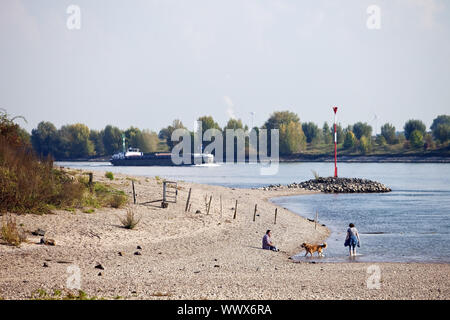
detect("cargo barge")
[110,148,214,166]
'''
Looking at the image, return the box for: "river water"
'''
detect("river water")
[57,161,450,263]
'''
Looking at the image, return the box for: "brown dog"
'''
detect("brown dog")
[301,242,327,257]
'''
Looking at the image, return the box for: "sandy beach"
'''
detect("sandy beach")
[0,170,448,300]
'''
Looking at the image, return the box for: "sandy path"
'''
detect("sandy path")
[0,170,448,300]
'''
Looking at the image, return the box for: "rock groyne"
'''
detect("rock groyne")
[259,177,392,193]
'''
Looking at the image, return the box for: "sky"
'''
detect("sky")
[1,0,449,134]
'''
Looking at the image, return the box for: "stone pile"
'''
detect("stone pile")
[258,177,391,193]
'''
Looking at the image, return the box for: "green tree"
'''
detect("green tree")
[279,121,306,154]
[263,111,299,130]
[302,122,320,144]
[224,118,248,131]
[380,123,397,145]
[125,126,142,148]
[343,130,357,150]
[103,125,123,155]
[404,119,426,141]
[159,119,186,150]
[359,135,371,154]
[58,124,94,158]
[31,121,59,157]
[137,130,160,153]
[197,116,221,135]
[353,122,373,140]
[430,115,450,143]
[263,111,305,155]
[322,122,332,144]
[89,130,105,156]
[375,135,387,146]
[410,130,424,148]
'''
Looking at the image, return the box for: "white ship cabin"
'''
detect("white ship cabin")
[111,147,143,160]
[125,148,143,157]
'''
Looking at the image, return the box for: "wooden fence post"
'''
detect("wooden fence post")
[88,172,93,192]
[233,200,238,219]
[132,180,136,204]
[185,188,192,212]
[207,195,212,214]
[274,208,278,225]
[253,204,258,222]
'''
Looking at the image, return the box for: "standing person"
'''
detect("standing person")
[262,230,279,251]
[345,223,360,256]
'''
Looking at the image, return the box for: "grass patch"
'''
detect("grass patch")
[119,208,141,229]
[311,170,320,180]
[31,289,101,300]
[105,171,114,180]
[1,214,27,246]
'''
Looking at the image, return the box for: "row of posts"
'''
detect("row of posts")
[184,187,281,224]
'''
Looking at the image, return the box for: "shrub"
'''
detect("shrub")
[109,193,128,208]
[1,214,26,246]
[119,208,141,229]
[105,172,114,180]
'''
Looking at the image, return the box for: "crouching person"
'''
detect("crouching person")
[262,230,279,252]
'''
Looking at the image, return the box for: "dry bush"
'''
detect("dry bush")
[109,193,128,208]
[119,208,141,229]
[0,136,86,214]
[1,214,26,246]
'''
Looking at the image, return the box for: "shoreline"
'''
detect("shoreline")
[54,153,450,164]
[0,169,449,300]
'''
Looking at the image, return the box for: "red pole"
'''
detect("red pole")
[333,107,338,178]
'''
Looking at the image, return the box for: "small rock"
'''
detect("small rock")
[195,210,201,214]
[214,265,220,268]
[137,246,142,250]
[134,251,142,256]
[32,229,46,236]
[43,262,49,268]
[95,264,104,270]
[118,252,123,256]
[98,272,102,276]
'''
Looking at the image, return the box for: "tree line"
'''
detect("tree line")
[22,112,450,159]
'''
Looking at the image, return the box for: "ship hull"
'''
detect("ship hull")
[110,153,213,166]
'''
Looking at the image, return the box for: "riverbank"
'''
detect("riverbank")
[53,151,450,164]
[0,170,448,299]
[280,153,450,163]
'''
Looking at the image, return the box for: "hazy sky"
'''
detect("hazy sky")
[1,0,449,134]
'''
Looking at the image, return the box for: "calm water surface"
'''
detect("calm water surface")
[57,161,450,263]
